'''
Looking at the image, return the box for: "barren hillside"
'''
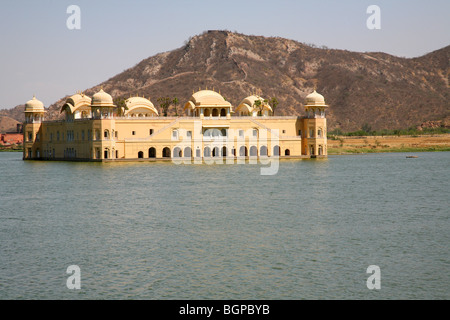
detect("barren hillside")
[1,30,449,132]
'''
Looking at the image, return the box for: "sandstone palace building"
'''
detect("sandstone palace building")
[22,89,328,161]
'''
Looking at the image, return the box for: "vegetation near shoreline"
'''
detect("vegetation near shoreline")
[327,133,450,155]
[328,145,450,154]
[0,148,23,152]
[328,125,449,137]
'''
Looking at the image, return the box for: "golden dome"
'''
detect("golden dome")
[190,90,229,106]
[124,96,158,116]
[24,96,45,113]
[91,89,115,107]
[184,89,232,111]
[305,90,326,106]
[238,95,272,112]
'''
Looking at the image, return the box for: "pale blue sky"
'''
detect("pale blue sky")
[0,0,449,109]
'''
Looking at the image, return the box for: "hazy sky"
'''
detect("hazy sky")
[0,0,448,109]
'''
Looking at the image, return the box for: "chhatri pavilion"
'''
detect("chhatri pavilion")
[22,89,329,161]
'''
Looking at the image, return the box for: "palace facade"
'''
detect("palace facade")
[22,89,329,161]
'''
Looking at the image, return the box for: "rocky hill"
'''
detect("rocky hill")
[1,30,448,132]
[0,116,21,133]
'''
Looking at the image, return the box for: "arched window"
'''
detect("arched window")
[239,146,248,157]
[138,151,144,158]
[204,146,211,157]
[222,146,227,157]
[104,130,109,139]
[250,146,258,157]
[149,147,156,158]
[212,147,220,157]
[173,147,182,158]
[204,109,210,117]
[220,108,226,117]
[212,109,218,117]
[162,147,171,158]
[285,149,290,156]
[184,147,192,158]
[260,146,268,156]
[273,145,280,156]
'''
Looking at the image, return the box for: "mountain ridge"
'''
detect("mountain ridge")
[1,30,448,132]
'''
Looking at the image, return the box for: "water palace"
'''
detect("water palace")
[22,89,329,161]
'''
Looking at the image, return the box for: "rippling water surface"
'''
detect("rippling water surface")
[0,152,448,299]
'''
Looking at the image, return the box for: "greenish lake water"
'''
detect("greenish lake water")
[0,152,448,299]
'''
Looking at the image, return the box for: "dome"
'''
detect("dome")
[125,96,155,110]
[67,93,92,108]
[184,89,232,112]
[305,90,326,106]
[190,90,229,106]
[24,96,45,113]
[238,95,272,112]
[61,92,92,114]
[91,89,115,107]
[124,96,158,116]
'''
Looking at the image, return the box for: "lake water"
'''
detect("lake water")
[0,152,448,299]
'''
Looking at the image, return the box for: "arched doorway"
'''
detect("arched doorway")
[285,149,290,156]
[239,146,248,157]
[149,147,156,158]
[212,146,220,157]
[260,146,268,156]
[138,151,144,158]
[163,147,171,158]
[250,146,258,157]
[184,147,192,158]
[204,146,211,157]
[173,147,182,158]
[222,146,227,157]
[273,145,280,156]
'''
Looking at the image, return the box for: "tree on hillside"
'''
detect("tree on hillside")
[361,123,372,135]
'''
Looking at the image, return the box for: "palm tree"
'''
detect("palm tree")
[114,97,126,116]
[157,97,171,117]
[270,97,279,116]
[253,99,262,116]
[172,97,179,116]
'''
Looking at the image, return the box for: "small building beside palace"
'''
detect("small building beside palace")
[22,89,329,161]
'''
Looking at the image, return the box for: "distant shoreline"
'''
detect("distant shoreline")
[0,148,22,152]
[328,133,450,155]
